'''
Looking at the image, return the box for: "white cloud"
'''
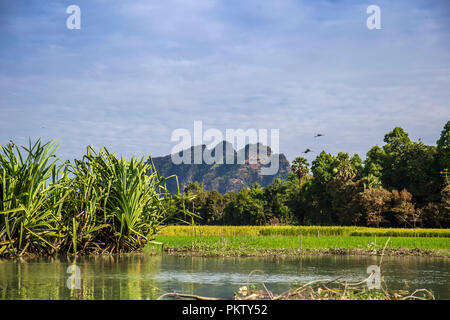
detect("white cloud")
[1,0,449,163]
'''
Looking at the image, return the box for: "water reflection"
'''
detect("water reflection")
[0,255,448,299]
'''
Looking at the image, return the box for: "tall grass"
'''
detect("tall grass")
[159,225,450,238]
[259,226,450,237]
[0,140,66,256]
[159,225,262,236]
[63,146,173,253]
[0,140,191,257]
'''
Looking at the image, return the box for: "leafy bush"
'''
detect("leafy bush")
[0,140,188,257]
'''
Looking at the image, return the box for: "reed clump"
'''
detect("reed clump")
[0,139,190,257]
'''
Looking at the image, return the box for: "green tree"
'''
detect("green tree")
[326,153,364,225]
[377,127,437,204]
[435,121,450,178]
[263,179,296,224]
[364,145,386,179]
[291,157,310,191]
[308,151,336,224]
[224,188,266,225]
[204,190,225,224]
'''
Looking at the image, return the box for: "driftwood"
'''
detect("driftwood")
[157,293,220,300]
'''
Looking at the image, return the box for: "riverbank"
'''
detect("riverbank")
[3,225,449,259]
[150,235,450,258]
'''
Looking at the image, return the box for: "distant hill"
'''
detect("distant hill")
[148,141,291,194]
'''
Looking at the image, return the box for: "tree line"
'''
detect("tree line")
[164,122,450,228]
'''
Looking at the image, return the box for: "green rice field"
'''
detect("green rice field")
[151,226,450,257]
[157,225,450,237]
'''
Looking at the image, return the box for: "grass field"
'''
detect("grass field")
[157,225,450,237]
[149,226,450,257]
[154,235,450,251]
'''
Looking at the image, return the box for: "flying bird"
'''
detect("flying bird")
[314,133,324,138]
[302,148,312,154]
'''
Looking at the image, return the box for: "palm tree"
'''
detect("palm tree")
[291,157,310,191]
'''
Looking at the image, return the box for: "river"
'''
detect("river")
[0,254,448,299]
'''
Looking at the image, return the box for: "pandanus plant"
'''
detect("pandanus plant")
[0,139,193,257]
[291,157,310,191]
[0,140,68,256]
[64,146,181,253]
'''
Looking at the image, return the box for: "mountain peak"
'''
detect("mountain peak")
[150,143,290,193]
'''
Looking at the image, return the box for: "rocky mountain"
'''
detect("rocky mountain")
[148,141,291,194]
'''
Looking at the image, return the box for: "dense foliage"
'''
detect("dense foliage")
[166,123,450,228]
[0,141,189,257]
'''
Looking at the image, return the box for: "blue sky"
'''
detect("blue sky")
[1,0,449,163]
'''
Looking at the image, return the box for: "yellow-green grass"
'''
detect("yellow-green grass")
[151,226,450,256]
[154,235,450,251]
[158,225,450,238]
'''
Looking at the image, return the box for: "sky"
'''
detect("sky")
[0,0,449,164]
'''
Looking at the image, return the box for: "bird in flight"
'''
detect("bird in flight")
[314,133,324,138]
[302,148,312,154]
